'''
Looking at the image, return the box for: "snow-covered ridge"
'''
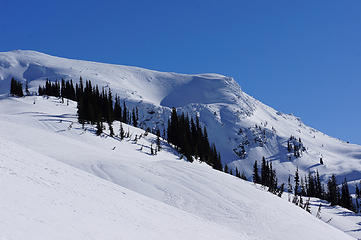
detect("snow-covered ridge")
[0,50,254,112]
[0,50,360,191]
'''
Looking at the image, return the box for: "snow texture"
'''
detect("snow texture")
[0,96,358,239]
[1,50,361,191]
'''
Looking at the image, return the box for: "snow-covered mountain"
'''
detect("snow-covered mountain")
[1,50,361,190]
[0,96,358,239]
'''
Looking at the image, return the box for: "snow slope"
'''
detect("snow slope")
[0,96,358,239]
[1,50,361,190]
[0,133,242,240]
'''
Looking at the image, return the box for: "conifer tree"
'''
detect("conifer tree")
[294,167,300,196]
[235,167,240,178]
[108,121,114,137]
[113,95,122,121]
[123,102,128,124]
[212,152,223,171]
[119,123,125,140]
[10,78,24,97]
[132,108,138,127]
[300,176,306,196]
[96,121,103,136]
[304,198,311,213]
[261,156,268,186]
[307,172,315,197]
[240,171,247,181]
[253,160,260,184]
[224,164,229,174]
[156,129,161,151]
[315,170,322,198]
[340,178,354,211]
[327,174,338,206]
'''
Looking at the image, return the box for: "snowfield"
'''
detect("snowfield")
[0,50,360,191]
[0,96,359,239]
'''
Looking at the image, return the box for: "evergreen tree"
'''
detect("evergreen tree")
[307,172,315,197]
[235,167,240,178]
[132,108,138,127]
[119,123,125,140]
[261,156,268,186]
[253,160,260,184]
[315,170,322,198]
[327,174,339,206]
[108,121,114,137]
[294,167,300,196]
[340,178,354,211]
[240,171,247,180]
[96,121,103,136]
[10,78,24,97]
[224,164,229,174]
[156,129,161,151]
[113,95,122,121]
[304,198,311,213]
[212,152,223,171]
[277,183,284,197]
[300,176,306,196]
[287,140,292,152]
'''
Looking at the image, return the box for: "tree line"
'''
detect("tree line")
[288,167,355,212]
[252,157,284,197]
[10,78,24,97]
[37,78,222,171]
[38,78,139,127]
[167,108,223,171]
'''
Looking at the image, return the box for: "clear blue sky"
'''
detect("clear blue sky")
[1,0,361,144]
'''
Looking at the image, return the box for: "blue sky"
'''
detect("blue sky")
[1,0,361,144]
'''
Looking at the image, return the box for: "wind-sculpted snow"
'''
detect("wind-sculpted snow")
[1,50,361,192]
[0,96,357,240]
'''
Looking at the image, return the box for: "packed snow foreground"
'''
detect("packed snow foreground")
[0,96,358,240]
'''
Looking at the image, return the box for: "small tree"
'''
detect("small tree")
[304,197,311,213]
[108,121,114,137]
[253,161,260,184]
[316,204,322,219]
[156,129,161,151]
[150,144,154,155]
[119,123,125,140]
[224,164,229,174]
[327,174,338,206]
[96,121,103,136]
[240,171,247,181]
[294,167,300,196]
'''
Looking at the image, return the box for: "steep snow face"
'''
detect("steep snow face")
[0,96,357,240]
[1,50,361,190]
